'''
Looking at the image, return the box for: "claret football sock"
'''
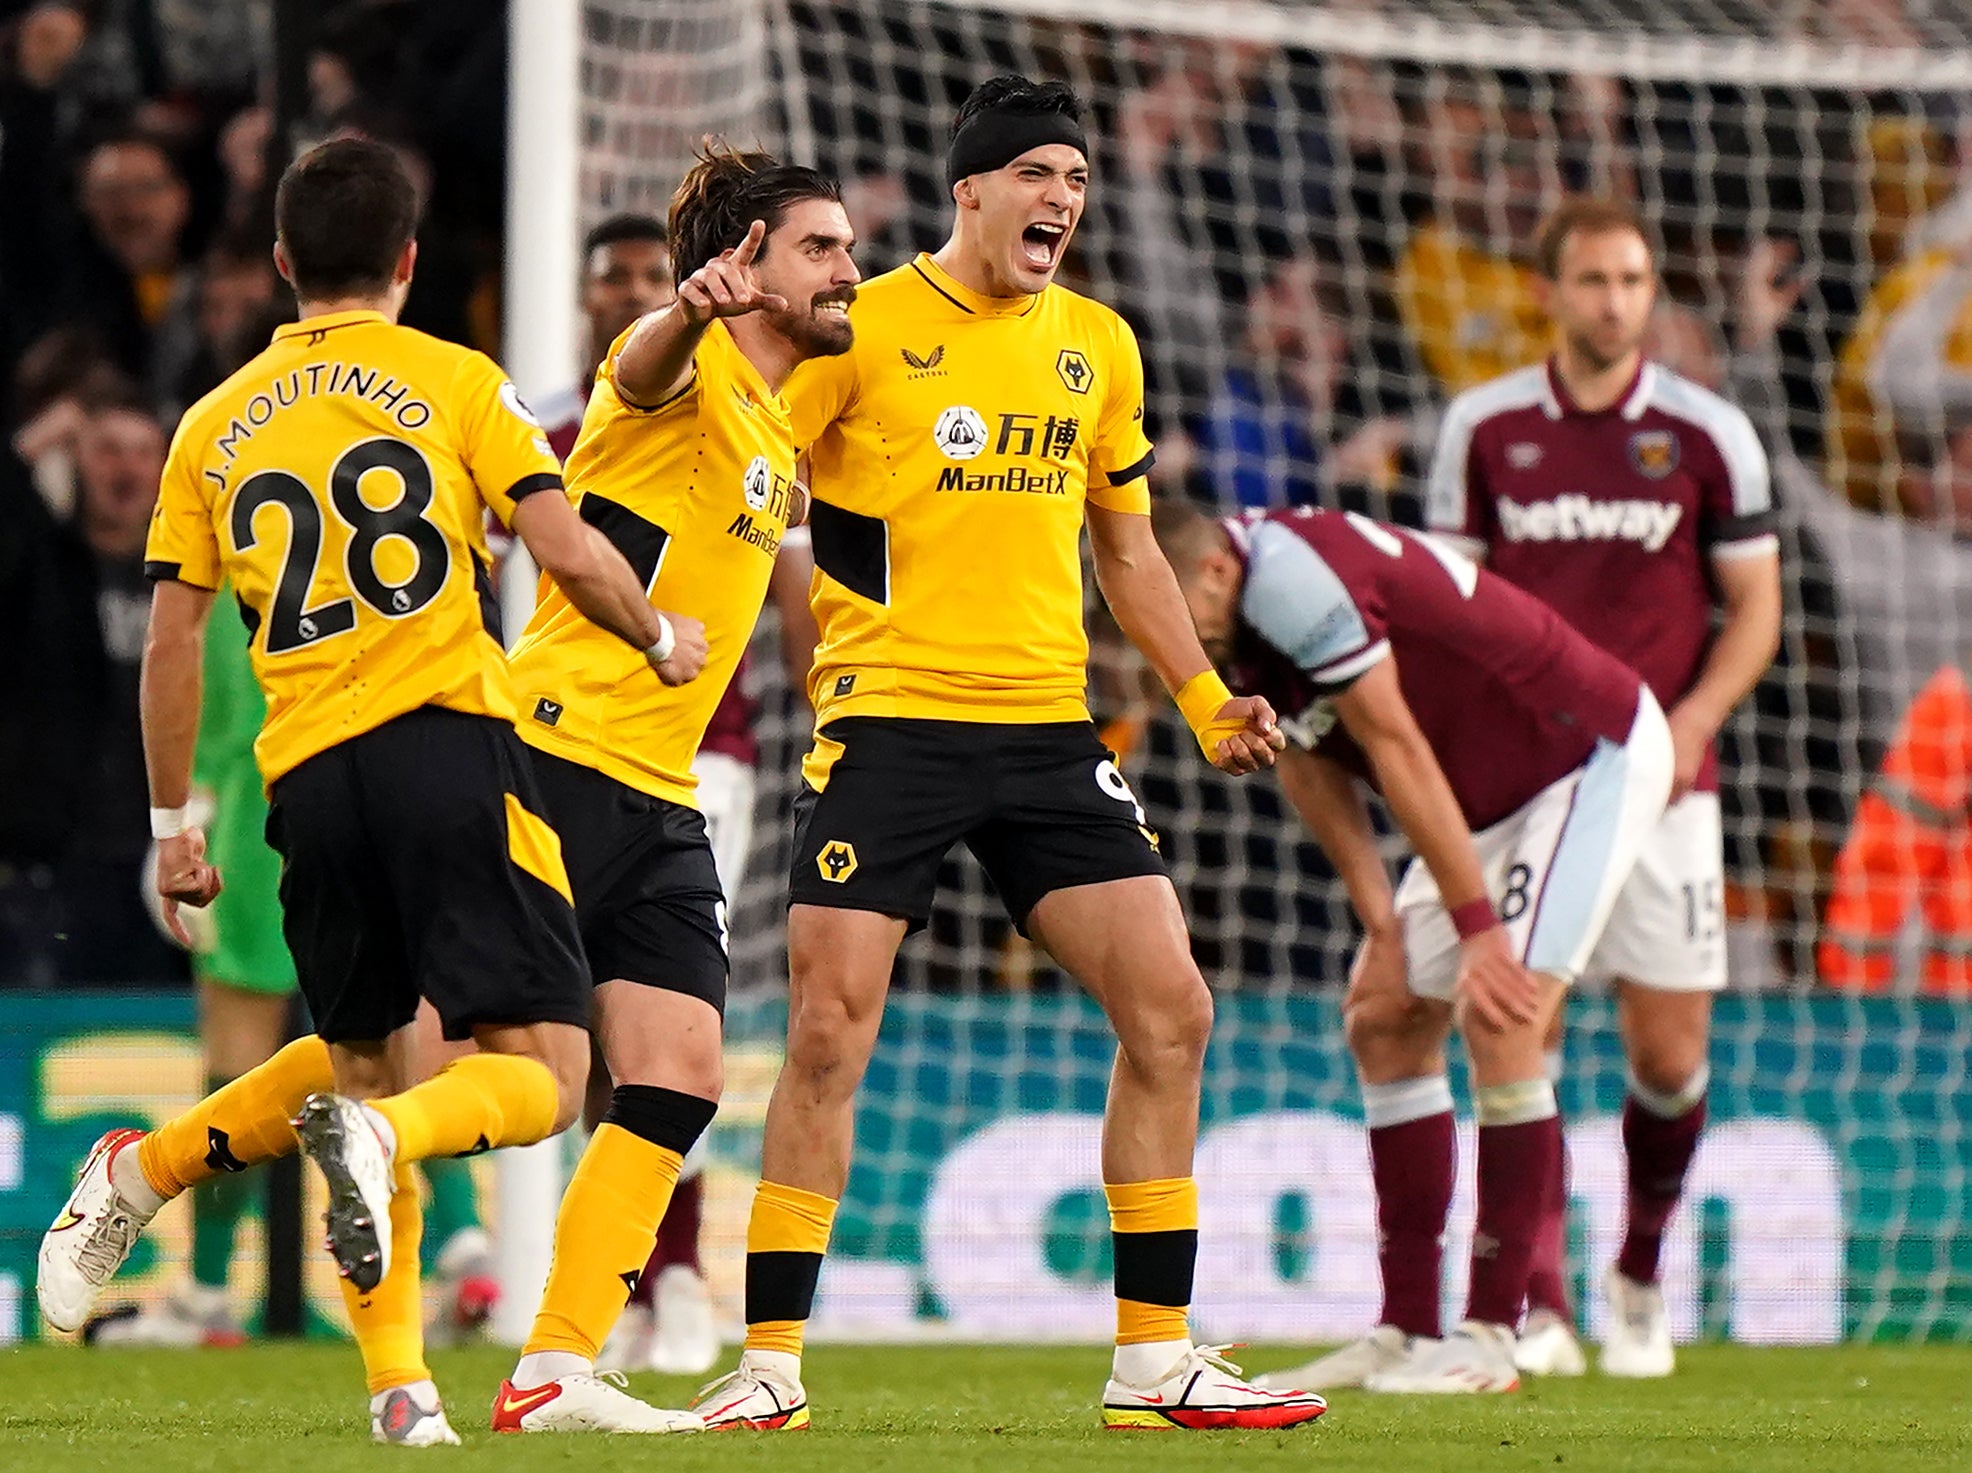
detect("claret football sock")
[137,1036,334,1200]
[1525,1049,1573,1319]
[1106,1176,1198,1349]
[1466,1078,1562,1328]
[1363,1075,1456,1338]
[521,1085,715,1363]
[742,1180,839,1359]
[1617,1065,1709,1285]
[369,1051,559,1163]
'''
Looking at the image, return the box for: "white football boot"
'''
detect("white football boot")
[372,1382,463,1446]
[1514,1308,1588,1377]
[1600,1266,1676,1378]
[1363,1320,1521,1394]
[38,1129,157,1333]
[1254,1324,1418,1391]
[1101,1342,1327,1430]
[293,1093,395,1292]
[692,1351,810,1431]
[491,1371,702,1434]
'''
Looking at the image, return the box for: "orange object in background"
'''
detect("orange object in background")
[1821,660,1972,992]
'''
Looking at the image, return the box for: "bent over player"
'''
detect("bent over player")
[38,138,705,1445]
[1427,197,1779,1379]
[1154,501,1673,1393]
[488,146,859,1435]
[692,76,1322,1434]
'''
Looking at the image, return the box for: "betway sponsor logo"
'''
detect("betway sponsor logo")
[934,465,1069,495]
[1497,495,1683,552]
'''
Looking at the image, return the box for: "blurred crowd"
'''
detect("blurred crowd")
[5,0,1971,992]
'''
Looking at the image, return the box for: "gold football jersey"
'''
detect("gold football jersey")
[507,320,799,808]
[145,310,563,785]
[786,253,1155,732]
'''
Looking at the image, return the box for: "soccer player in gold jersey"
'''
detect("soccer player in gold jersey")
[692,77,1325,1433]
[486,147,859,1435]
[37,138,707,1446]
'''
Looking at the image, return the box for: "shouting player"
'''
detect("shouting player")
[1426,197,1779,1379]
[488,147,858,1435]
[691,77,1322,1434]
[38,138,706,1445]
[1153,500,1673,1393]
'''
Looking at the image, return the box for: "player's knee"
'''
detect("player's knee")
[1627,1036,1706,1100]
[783,988,881,1094]
[1115,974,1213,1084]
[536,1025,592,1134]
[1344,990,1427,1074]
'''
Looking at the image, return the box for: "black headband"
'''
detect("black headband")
[947,109,1088,186]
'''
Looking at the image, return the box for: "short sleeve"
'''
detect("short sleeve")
[1240,520,1390,689]
[453,351,566,530]
[1425,389,1494,557]
[786,348,859,453]
[144,417,222,589]
[1086,316,1156,514]
[1695,401,1777,561]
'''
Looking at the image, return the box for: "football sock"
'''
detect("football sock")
[138,1036,332,1200]
[189,1073,259,1290]
[1106,1176,1198,1347]
[1617,1065,1710,1286]
[521,1085,715,1363]
[370,1051,559,1163]
[341,1159,430,1395]
[743,1179,838,1358]
[1466,1079,1562,1329]
[631,1169,706,1307]
[418,1157,480,1274]
[1524,1049,1572,1319]
[1363,1076,1456,1339]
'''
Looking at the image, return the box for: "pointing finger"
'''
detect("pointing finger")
[731,218,767,267]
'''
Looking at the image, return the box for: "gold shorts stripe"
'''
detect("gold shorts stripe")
[504,791,573,905]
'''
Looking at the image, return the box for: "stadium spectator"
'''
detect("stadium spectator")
[65,129,196,382]
[150,231,286,420]
[1393,68,1557,395]
[1195,253,1410,514]
[1820,656,1972,993]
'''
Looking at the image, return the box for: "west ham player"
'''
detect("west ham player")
[1426,197,1780,1379]
[41,138,706,1444]
[540,214,818,1379]
[693,77,1322,1433]
[1153,499,1674,1394]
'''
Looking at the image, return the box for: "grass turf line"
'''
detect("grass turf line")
[1,1342,1967,1471]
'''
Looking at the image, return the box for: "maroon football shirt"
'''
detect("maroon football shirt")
[1425,358,1772,790]
[1226,508,1643,831]
[545,386,760,766]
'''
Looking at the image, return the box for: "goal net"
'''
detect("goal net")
[569,0,1972,1346]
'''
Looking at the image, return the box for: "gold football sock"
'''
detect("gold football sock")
[138,1036,333,1200]
[742,1180,838,1357]
[371,1052,559,1162]
[341,1159,429,1394]
[1107,1177,1198,1345]
[523,1124,685,1360]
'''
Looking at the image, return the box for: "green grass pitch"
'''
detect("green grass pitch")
[3,1341,1968,1471]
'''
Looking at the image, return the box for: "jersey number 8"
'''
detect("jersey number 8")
[231,438,452,653]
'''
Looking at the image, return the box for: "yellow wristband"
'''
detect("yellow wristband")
[1175,669,1236,746]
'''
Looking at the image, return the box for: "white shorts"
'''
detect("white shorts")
[1579,791,1728,991]
[1396,690,1674,1001]
[691,750,757,900]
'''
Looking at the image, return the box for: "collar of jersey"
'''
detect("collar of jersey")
[910,253,1041,318]
[1542,355,1655,422]
[272,309,387,342]
[701,319,790,422]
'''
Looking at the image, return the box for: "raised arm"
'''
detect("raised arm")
[613,218,786,407]
[1086,501,1283,775]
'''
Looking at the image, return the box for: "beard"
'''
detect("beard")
[1567,323,1640,375]
[766,294,855,357]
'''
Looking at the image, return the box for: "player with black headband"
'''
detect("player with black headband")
[690,76,1324,1434]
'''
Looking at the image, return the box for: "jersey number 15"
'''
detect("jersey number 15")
[231,438,452,654]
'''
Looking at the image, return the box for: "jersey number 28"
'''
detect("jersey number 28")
[231,438,452,653]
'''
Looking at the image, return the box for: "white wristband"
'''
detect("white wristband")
[644,613,676,665]
[150,806,189,840]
